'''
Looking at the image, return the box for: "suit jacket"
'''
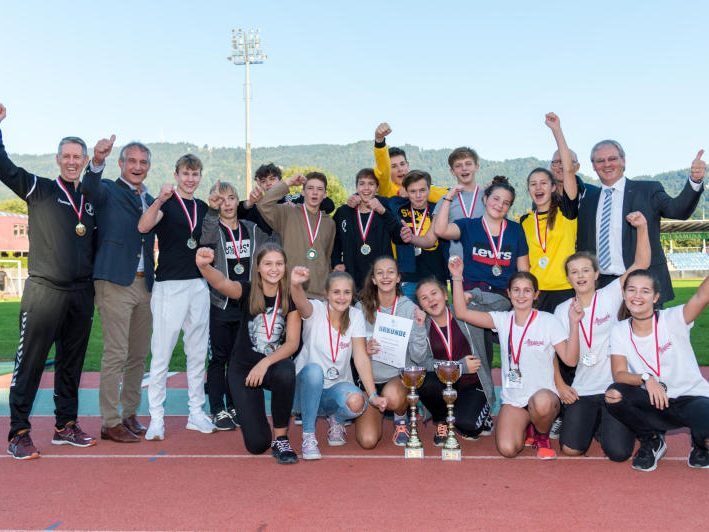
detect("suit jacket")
[576,178,702,303]
[82,175,156,291]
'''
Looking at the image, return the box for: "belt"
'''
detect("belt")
[135,272,145,278]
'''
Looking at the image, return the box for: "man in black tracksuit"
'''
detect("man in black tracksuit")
[0,103,113,459]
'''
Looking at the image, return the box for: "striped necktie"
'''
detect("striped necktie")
[598,188,613,270]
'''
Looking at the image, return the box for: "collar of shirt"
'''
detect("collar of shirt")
[601,176,626,195]
[119,177,147,196]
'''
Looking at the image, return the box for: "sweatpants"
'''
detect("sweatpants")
[8,279,94,439]
[229,358,295,454]
[148,279,210,419]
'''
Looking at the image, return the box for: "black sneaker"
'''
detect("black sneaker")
[52,422,96,447]
[227,407,240,428]
[632,434,667,472]
[271,436,298,464]
[433,423,448,447]
[688,445,709,469]
[7,431,40,460]
[480,413,494,436]
[213,410,236,431]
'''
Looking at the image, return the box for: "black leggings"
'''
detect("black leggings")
[418,372,489,437]
[228,358,295,455]
[207,310,239,415]
[559,394,635,462]
[606,383,709,448]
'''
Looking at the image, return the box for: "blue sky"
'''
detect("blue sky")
[1,0,707,176]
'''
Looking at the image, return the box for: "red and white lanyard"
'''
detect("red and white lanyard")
[262,289,282,342]
[302,205,322,247]
[327,306,342,365]
[356,207,374,244]
[579,293,598,349]
[220,221,242,262]
[430,307,454,361]
[508,310,537,368]
[378,296,399,315]
[410,204,429,237]
[173,191,197,235]
[534,211,549,254]
[457,187,479,218]
[481,217,507,260]
[55,178,84,223]
[628,313,661,378]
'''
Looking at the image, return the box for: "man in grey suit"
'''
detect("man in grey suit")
[576,140,705,304]
[83,140,156,442]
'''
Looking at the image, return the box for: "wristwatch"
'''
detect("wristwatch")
[640,372,651,383]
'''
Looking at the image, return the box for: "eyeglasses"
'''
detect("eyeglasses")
[592,156,622,165]
[551,159,578,166]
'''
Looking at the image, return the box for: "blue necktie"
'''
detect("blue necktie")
[598,188,613,270]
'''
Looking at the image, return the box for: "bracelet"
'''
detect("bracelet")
[443,197,453,202]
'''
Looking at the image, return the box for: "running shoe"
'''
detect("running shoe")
[212,410,236,431]
[326,416,347,446]
[52,422,96,447]
[145,417,165,441]
[524,423,535,447]
[271,436,299,464]
[186,411,217,434]
[7,431,40,460]
[433,422,448,447]
[549,417,562,440]
[533,432,557,460]
[632,434,667,472]
[392,419,410,446]
[480,412,494,437]
[301,432,322,460]
[688,445,709,469]
[459,429,480,441]
[227,407,241,428]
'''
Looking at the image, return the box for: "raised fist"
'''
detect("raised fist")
[158,183,174,203]
[448,256,464,277]
[346,193,362,209]
[0,103,6,123]
[690,149,706,183]
[195,247,215,268]
[375,122,391,143]
[208,181,224,210]
[291,266,310,286]
[545,112,560,130]
[625,211,647,228]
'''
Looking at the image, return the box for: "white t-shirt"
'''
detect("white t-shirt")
[609,305,709,399]
[554,279,623,396]
[296,299,367,389]
[490,310,568,407]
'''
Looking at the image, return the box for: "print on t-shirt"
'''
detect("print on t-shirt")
[400,206,438,251]
[248,303,286,355]
[225,239,252,260]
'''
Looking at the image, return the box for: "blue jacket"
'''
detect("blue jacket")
[82,175,156,291]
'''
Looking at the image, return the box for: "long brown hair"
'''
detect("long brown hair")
[326,271,355,334]
[359,256,402,323]
[249,243,290,317]
[527,168,560,230]
[618,269,660,321]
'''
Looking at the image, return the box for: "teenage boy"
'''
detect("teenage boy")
[432,147,485,259]
[201,181,269,430]
[256,171,335,299]
[332,168,399,290]
[389,170,449,301]
[138,154,216,440]
[1,103,106,460]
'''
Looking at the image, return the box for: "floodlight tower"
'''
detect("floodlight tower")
[228,28,267,195]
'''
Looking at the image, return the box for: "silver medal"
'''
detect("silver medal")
[492,264,502,277]
[508,368,521,383]
[186,237,197,249]
[414,246,422,256]
[360,243,371,255]
[582,353,597,367]
[234,263,245,275]
[326,367,340,380]
[538,256,549,269]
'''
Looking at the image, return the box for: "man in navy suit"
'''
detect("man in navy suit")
[576,140,705,304]
[83,139,156,442]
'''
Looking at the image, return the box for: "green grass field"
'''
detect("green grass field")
[0,280,706,371]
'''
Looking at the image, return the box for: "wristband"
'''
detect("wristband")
[443,197,453,202]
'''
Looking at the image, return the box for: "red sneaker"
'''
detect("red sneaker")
[524,423,535,447]
[7,431,40,460]
[533,432,557,460]
[52,422,96,447]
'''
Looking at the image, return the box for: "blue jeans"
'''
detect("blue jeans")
[400,282,418,304]
[296,363,367,433]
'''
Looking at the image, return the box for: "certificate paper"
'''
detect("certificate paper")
[371,311,414,368]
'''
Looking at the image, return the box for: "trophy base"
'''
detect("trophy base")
[405,447,424,459]
[441,448,462,461]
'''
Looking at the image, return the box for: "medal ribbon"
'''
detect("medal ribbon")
[302,205,322,247]
[430,307,454,361]
[55,178,84,223]
[327,306,342,365]
[220,221,242,263]
[378,296,399,316]
[534,211,549,253]
[262,289,281,342]
[173,191,197,235]
[579,293,598,349]
[410,204,429,237]
[457,187,479,218]
[481,217,507,264]
[508,310,537,367]
[356,207,375,244]
[628,313,661,377]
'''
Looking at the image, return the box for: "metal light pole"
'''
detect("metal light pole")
[228,28,267,195]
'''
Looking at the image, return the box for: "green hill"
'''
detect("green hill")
[2,141,705,218]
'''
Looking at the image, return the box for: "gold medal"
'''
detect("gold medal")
[75,223,86,236]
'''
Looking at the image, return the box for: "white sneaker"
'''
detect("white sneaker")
[186,411,216,434]
[326,415,347,446]
[145,418,165,441]
[302,432,322,460]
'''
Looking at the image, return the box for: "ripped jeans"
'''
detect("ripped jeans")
[296,363,367,433]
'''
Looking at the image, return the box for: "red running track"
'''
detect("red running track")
[2,416,708,530]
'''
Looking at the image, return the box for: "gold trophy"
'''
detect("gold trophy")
[400,366,426,459]
[436,360,462,461]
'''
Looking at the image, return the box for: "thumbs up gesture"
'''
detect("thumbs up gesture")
[93,134,116,167]
[690,149,706,183]
[0,103,7,123]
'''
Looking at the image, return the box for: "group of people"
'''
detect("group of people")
[2,101,708,472]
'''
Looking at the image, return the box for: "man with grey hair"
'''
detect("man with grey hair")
[82,140,157,442]
[550,148,582,196]
[576,138,705,303]
[0,103,108,460]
